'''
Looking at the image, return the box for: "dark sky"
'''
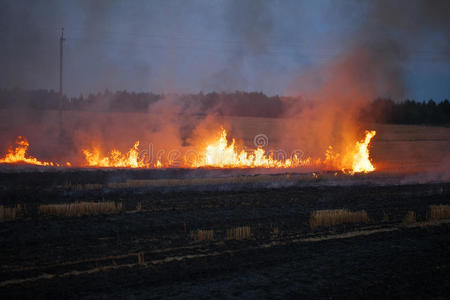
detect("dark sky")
[0,0,449,100]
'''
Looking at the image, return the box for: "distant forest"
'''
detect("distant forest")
[0,88,449,125]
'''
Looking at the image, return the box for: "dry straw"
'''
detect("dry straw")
[226,226,252,240]
[0,205,22,222]
[309,209,369,229]
[190,229,215,241]
[39,201,122,217]
[427,205,450,220]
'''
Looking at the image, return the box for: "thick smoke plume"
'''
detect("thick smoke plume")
[282,0,450,167]
[0,1,449,173]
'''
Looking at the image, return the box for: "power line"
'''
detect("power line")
[59,27,65,140]
[1,24,448,61]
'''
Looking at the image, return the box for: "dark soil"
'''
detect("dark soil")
[0,169,449,299]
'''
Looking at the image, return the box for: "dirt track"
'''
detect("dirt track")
[0,170,449,298]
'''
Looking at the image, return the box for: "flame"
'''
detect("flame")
[155,159,163,168]
[3,129,376,174]
[82,141,150,168]
[350,130,376,173]
[0,136,58,166]
[81,127,376,173]
[192,128,308,168]
[193,128,376,174]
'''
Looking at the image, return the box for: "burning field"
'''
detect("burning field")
[1,114,449,298]
[0,66,449,298]
[1,63,449,297]
[1,0,450,298]
[0,126,377,173]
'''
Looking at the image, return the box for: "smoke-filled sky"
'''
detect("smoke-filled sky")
[1,0,449,100]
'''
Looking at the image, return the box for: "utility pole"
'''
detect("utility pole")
[58,27,65,139]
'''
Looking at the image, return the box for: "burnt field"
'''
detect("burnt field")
[0,168,449,298]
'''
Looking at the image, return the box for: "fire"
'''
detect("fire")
[2,129,376,174]
[350,130,376,173]
[192,128,308,168]
[0,136,58,166]
[193,128,376,173]
[82,141,150,168]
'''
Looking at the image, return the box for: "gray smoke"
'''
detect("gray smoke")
[0,0,449,97]
[0,1,60,89]
[346,0,450,99]
[207,0,274,91]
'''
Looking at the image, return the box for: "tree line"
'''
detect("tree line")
[359,98,450,125]
[0,88,449,125]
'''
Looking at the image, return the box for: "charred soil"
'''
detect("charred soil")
[0,169,449,298]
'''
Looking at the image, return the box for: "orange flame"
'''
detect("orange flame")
[0,136,58,166]
[192,128,376,173]
[191,128,309,168]
[80,128,376,173]
[82,141,157,168]
[3,129,376,174]
[349,130,376,173]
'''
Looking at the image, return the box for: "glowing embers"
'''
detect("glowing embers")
[0,136,61,166]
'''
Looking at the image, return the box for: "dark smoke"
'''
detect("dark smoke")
[347,0,450,99]
[283,0,450,167]
[0,1,60,89]
[0,1,449,172]
[1,1,448,96]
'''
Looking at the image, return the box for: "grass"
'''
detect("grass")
[369,124,450,172]
[190,229,215,241]
[39,201,123,217]
[427,205,450,220]
[309,209,369,229]
[0,205,21,222]
[402,210,416,225]
[226,226,252,240]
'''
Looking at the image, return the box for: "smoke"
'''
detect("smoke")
[0,1,449,173]
[281,0,450,167]
[1,1,448,95]
[366,0,450,54]
[357,0,450,96]
[206,0,274,92]
[0,1,60,89]
[227,0,274,55]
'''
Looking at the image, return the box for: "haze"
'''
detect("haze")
[1,0,449,100]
